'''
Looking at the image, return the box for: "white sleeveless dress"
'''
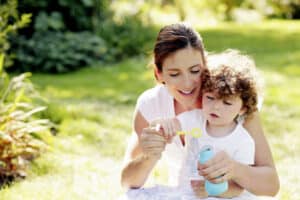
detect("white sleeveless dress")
[122,85,257,200]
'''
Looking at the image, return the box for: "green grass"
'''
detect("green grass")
[1,20,299,199]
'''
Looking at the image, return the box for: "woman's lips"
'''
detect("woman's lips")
[178,88,195,96]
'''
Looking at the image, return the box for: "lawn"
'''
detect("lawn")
[0,20,299,199]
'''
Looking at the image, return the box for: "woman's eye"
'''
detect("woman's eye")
[191,70,200,74]
[169,73,179,77]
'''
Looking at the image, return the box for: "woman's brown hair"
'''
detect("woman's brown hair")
[153,23,206,73]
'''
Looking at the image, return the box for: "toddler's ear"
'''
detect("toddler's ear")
[239,107,247,116]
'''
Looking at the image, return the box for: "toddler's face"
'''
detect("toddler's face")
[202,92,245,126]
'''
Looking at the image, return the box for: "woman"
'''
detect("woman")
[121,23,279,197]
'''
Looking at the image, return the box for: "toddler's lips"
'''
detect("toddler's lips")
[210,113,219,118]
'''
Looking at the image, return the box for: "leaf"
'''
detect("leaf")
[8,87,25,114]
[0,53,4,74]
[19,13,32,28]
[0,131,13,143]
[81,0,94,7]
[15,106,47,120]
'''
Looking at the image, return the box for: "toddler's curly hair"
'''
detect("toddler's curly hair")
[202,49,259,116]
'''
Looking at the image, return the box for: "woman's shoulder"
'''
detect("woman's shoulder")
[137,84,172,108]
[136,85,174,122]
[138,84,169,101]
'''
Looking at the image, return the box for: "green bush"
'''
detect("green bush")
[240,0,300,19]
[0,0,31,68]
[98,15,157,61]
[10,31,108,73]
[18,0,110,32]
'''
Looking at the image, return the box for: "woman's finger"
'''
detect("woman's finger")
[143,127,164,136]
[165,119,172,137]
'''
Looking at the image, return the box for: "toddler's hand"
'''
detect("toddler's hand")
[198,151,237,183]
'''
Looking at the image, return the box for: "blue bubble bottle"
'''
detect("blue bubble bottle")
[198,146,228,196]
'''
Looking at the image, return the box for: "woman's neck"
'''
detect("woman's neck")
[206,121,237,137]
[174,99,202,115]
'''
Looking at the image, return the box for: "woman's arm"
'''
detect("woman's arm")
[234,111,280,196]
[121,111,166,189]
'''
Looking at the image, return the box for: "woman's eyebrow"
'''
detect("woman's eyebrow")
[167,64,202,71]
[166,68,180,71]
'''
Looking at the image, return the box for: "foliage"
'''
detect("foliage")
[18,0,111,32]
[98,15,157,61]
[10,0,157,72]
[6,0,300,74]
[10,31,107,73]
[110,0,300,24]
[0,0,31,68]
[1,0,112,73]
[239,0,300,19]
[0,0,51,185]
[0,71,51,183]
[34,11,65,32]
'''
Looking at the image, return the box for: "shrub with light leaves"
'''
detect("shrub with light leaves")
[0,56,51,181]
[0,0,52,184]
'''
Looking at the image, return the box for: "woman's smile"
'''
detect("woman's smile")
[178,88,196,96]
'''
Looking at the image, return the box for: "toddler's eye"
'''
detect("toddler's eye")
[223,101,232,105]
[206,95,214,100]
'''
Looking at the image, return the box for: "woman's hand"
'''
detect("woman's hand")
[198,151,237,183]
[190,180,208,198]
[150,118,180,143]
[139,127,167,159]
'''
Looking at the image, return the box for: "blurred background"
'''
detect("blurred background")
[0,0,299,199]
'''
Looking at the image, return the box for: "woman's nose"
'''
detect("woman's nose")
[182,74,194,89]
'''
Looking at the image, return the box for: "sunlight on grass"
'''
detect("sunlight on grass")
[260,68,300,199]
[0,152,124,200]
[31,57,154,104]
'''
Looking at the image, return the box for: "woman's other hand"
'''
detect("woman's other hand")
[139,127,167,159]
[150,118,180,143]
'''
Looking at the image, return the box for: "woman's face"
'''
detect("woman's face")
[157,47,205,109]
